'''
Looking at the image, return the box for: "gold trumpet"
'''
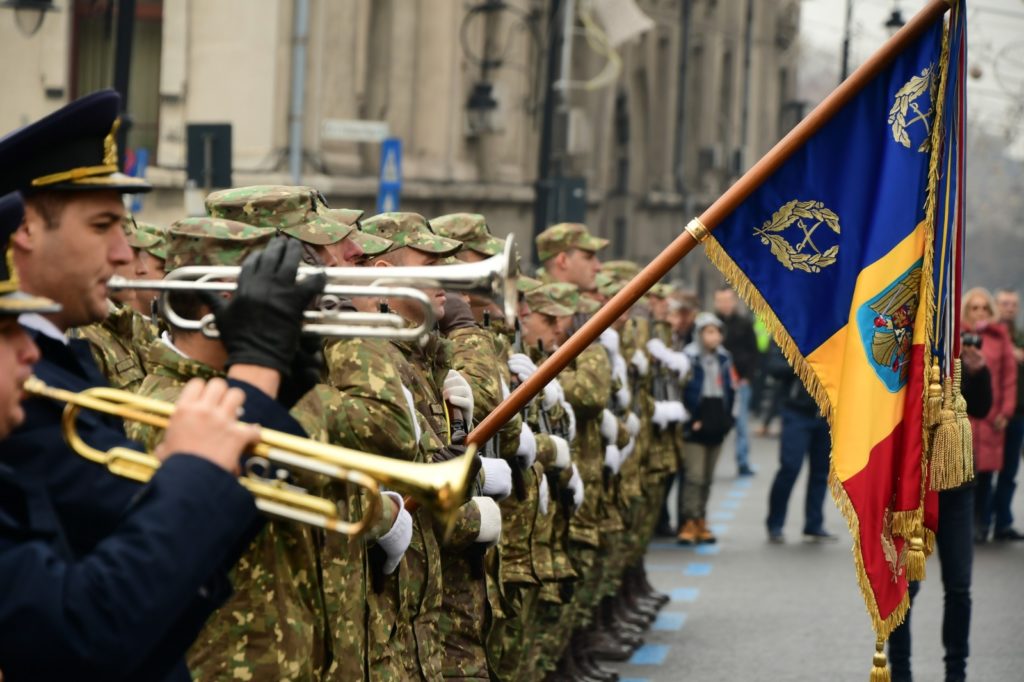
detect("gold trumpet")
[24,377,476,537]
[107,235,517,341]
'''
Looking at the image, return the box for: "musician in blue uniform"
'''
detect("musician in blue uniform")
[0,192,257,681]
[0,89,324,555]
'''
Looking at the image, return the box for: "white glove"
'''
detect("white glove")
[667,400,686,423]
[517,422,537,468]
[376,492,413,575]
[620,437,636,464]
[568,464,584,512]
[616,382,632,410]
[652,401,671,430]
[604,444,622,474]
[600,409,619,443]
[625,411,641,437]
[631,349,649,376]
[562,401,577,442]
[550,435,571,469]
[401,385,423,444]
[612,353,628,386]
[443,370,474,427]
[599,328,621,356]
[507,353,537,381]
[473,496,502,547]
[538,474,550,516]
[480,457,513,500]
[667,351,691,379]
[646,338,669,362]
[542,378,563,411]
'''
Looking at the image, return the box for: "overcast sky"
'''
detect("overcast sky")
[798,0,1024,157]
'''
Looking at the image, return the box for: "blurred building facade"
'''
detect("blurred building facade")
[0,0,801,286]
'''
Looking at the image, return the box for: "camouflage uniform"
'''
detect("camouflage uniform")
[361,213,486,681]
[323,335,429,682]
[431,213,541,680]
[128,217,331,681]
[71,301,147,391]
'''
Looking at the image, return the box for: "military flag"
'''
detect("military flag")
[696,0,967,676]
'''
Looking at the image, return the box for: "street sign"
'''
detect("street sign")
[322,119,390,143]
[377,138,402,213]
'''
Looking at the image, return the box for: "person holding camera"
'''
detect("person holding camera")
[961,287,1018,543]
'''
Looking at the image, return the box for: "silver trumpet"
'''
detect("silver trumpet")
[107,235,517,341]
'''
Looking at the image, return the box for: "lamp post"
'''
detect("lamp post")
[884,3,907,37]
[0,0,56,37]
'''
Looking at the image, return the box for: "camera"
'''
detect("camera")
[961,332,983,349]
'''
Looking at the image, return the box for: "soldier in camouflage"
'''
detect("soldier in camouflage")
[126,217,335,681]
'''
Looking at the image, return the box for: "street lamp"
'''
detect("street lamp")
[884,3,907,37]
[0,0,56,36]
[466,81,499,137]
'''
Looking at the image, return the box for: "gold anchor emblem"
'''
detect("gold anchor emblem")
[888,65,936,153]
[753,199,840,274]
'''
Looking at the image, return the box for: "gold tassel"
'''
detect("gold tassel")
[951,359,975,485]
[870,638,891,682]
[905,534,926,582]
[923,527,935,557]
[926,359,943,428]
[929,373,961,491]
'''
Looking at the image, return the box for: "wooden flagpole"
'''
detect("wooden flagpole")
[467,0,951,447]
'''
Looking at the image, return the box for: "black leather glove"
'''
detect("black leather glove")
[438,292,477,334]
[202,237,327,376]
[277,336,325,409]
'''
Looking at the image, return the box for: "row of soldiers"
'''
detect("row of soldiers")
[0,90,701,682]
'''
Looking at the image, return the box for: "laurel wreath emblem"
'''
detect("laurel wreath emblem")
[888,65,935,153]
[753,199,840,274]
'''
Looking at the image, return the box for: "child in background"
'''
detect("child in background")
[677,312,736,545]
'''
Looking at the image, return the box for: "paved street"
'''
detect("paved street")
[607,432,1024,681]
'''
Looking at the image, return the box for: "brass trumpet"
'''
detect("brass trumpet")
[107,235,517,341]
[24,377,476,536]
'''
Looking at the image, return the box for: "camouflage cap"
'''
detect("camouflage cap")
[431,213,505,257]
[601,259,640,282]
[649,282,675,299]
[578,294,601,314]
[596,272,622,299]
[360,212,461,257]
[516,274,543,294]
[535,222,609,262]
[164,217,276,270]
[123,216,160,250]
[205,185,352,246]
[321,208,393,256]
[525,282,578,317]
[131,219,168,260]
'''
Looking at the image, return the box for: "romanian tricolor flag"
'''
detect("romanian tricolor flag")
[700,0,966,663]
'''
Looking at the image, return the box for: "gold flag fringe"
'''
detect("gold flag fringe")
[951,359,975,484]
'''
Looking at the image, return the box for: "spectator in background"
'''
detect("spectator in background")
[750,315,773,419]
[992,288,1024,541]
[714,287,759,476]
[677,313,735,545]
[668,290,699,349]
[764,349,836,544]
[960,287,1018,543]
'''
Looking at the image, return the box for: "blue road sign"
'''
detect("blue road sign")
[377,137,402,213]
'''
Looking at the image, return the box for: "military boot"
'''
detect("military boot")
[677,518,699,545]
[697,518,717,544]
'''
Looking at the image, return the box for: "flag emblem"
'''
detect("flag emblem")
[888,65,937,152]
[753,199,840,274]
[857,260,923,391]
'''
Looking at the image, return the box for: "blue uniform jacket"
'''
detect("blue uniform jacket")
[1,329,307,675]
[4,332,305,555]
[0,456,260,681]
